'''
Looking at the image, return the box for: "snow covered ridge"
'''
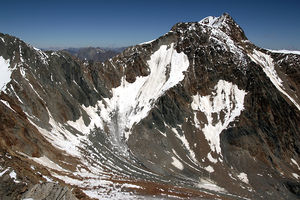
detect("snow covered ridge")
[139,39,156,45]
[249,49,300,111]
[191,80,247,154]
[32,46,49,65]
[198,13,234,29]
[0,56,11,90]
[268,49,300,55]
[237,172,249,184]
[199,16,222,27]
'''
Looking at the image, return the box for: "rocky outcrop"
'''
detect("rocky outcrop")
[21,183,78,200]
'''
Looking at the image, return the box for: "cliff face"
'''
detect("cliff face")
[0,13,299,200]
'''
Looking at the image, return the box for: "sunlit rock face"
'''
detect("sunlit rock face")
[0,13,300,200]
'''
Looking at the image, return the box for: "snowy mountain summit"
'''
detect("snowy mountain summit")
[0,13,300,200]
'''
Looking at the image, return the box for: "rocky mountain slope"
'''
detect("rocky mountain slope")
[0,13,299,199]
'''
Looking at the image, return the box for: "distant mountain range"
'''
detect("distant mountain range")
[60,47,127,62]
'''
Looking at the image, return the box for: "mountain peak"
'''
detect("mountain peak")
[198,13,236,26]
[198,15,219,26]
[169,13,248,45]
[198,13,248,42]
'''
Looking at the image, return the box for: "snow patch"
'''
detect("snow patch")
[172,149,201,173]
[66,103,106,136]
[9,170,20,183]
[121,183,142,189]
[9,170,17,179]
[292,173,300,179]
[30,156,67,172]
[20,66,26,77]
[191,80,247,154]
[171,127,197,164]
[19,45,24,62]
[171,156,184,170]
[0,56,11,90]
[27,108,86,158]
[199,16,218,27]
[250,50,283,86]
[139,39,155,45]
[0,99,15,112]
[33,47,49,65]
[0,168,9,176]
[249,49,300,111]
[98,43,189,148]
[237,172,249,184]
[67,116,88,134]
[207,152,218,164]
[197,178,226,192]
[51,172,83,185]
[291,158,300,170]
[83,188,136,200]
[204,165,214,173]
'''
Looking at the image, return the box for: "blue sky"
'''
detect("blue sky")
[0,0,299,50]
